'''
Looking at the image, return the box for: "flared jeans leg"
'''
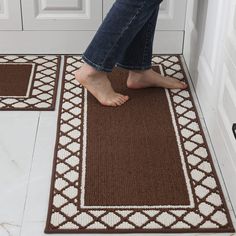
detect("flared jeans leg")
[81,0,163,72]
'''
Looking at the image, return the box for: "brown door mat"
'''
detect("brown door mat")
[44,54,234,234]
[0,55,61,111]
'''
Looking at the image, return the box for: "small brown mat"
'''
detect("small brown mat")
[45,55,234,234]
[0,55,61,110]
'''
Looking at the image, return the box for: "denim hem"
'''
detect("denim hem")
[82,54,112,72]
[116,62,152,70]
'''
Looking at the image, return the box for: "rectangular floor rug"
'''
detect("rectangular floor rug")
[44,55,234,233]
[0,54,61,110]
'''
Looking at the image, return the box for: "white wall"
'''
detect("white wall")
[183,0,236,211]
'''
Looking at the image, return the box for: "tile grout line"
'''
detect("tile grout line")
[180,54,236,220]
[179,55,204,119]
[19,111,41,236]
[19,55,66,236]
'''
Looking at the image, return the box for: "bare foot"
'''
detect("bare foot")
[127,68,188,90]
[74,63,129,107]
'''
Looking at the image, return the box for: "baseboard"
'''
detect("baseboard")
[0,30,183,54]
[180,54,236,217]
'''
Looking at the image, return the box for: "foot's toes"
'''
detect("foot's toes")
[100,94,129,107]
[179,81,188,88]
[115,99,123,106]
[116,97,125,105]
[124,95,129,100]
[118,94,129,102]
[114,96,125,106]
[107,94,129,106]
[101,99,117,107]
[120,96,128,104]
[166,76,188,89]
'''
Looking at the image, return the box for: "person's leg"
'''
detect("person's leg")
[81,0,162,72]
[75,0,162,107]
[115,1,188,90]
[115,1,162,70]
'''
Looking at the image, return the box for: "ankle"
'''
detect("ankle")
[128,68,152,76]
[83,63,106,77]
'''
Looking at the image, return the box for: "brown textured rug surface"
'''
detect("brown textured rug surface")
[45,55,234,233]
[0,55,61,110]
[0,64,34,97]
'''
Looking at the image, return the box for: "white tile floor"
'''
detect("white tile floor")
[0,55,235,236]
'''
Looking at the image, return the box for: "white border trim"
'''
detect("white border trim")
[80,88,88,207]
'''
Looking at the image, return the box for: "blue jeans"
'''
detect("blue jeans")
[81,0,163,72]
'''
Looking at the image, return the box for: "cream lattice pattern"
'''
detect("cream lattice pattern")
[0,55,61,110]
[45,55,234,233]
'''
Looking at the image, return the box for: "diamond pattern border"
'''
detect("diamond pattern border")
[44,55,235,233]
[0,55,61,110]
